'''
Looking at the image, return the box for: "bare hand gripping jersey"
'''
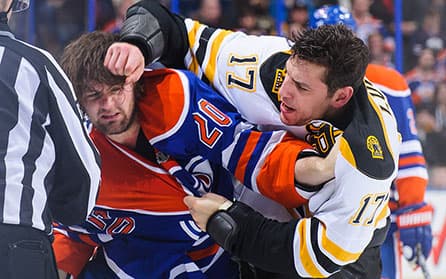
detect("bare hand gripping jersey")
[53,129,239,278]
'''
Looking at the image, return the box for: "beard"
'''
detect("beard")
[95,108,137,136]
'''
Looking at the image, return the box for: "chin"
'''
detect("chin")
[279,113,293,125]
[279,113,287,124]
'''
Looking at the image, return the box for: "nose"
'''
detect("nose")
[279,76,292,100]
[98,93,117,108]
[99,89,126,107]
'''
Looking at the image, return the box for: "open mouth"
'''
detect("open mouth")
[101,112,120,120]
[280,102,295,112]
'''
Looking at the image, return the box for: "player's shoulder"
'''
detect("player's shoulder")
[142,68,189,83]
[341,80,398,179]
[365,64,409,94]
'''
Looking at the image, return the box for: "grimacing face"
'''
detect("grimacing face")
[80,82,137,136]
[279,58,334,126]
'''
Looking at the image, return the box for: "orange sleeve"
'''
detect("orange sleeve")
[256,134,312,208]
[394,176,428,208]
[53,231,96,277]
[366,64,409,91]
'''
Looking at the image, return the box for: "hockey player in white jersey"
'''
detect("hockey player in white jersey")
[308,6,433,279]
[103,2,401,278]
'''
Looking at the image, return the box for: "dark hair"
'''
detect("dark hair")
[290,24,369,95]
[60,31,126,100]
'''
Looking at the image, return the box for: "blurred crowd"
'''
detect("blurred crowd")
[9,0,446,189]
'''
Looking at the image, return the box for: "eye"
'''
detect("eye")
[297,84,308,91]
[293,81,306,91]
[110,86,123,95]
[85,91,102,101]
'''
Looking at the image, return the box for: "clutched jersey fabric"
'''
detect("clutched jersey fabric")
[53,129,238,278]
[139,68,312,208]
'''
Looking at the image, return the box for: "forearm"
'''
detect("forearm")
[294,155,334,186]
[207,201,299,276]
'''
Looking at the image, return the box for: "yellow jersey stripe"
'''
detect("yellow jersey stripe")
[365,79,397,158]
[374,201,390,226]
[339,137,356,168]
[205,30,232,83]
[320,223,361,263]
[298,219,325,277]
[186,20,201,75]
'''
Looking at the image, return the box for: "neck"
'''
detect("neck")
[324,100,354,130]
[107,120,141,149]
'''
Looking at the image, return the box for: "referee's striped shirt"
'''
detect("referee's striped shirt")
[0,25,101,233]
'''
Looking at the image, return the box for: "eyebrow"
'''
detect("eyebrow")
[285,60,312,90]
[293,79,311,90]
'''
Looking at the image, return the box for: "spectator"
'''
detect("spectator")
[283,0,309,36]
[33,0,85,59]
[437,48,446,81]
[95,0,116,30]
[419,82,446,189]
[368,31,394,68]
[190,0,236,29]
[351,0,393,49]
[405,48,442,109]
[431,0,446,32]
[235,0,275,34]
[237,9,264,35]
[0,1,101,278]
[103,0,138,33]
[411,8,446,59]
[369,0,393,25]
[399,0,429,72]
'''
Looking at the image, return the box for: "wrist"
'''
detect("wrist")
[218,200,233,211]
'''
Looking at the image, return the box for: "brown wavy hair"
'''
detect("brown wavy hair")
[60,31,143,103]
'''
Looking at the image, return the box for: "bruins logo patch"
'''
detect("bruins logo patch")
[272,68,286,96]
[366,136,384,160]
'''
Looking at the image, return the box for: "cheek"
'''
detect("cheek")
[125,98,136,114]
[82,105,99,120]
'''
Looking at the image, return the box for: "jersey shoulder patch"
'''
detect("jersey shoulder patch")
[259,51,290,110]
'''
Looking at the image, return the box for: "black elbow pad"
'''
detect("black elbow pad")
[120,5,165,65]
[120,1,189,69]
[206,210,239,252]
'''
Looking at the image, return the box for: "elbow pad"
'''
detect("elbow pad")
[120,1,189,68]
[120,5,165,64]
[206,210,239,252]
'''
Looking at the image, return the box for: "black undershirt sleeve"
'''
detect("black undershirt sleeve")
[207,201,300,277]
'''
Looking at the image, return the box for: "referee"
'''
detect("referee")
[0,1,101,278]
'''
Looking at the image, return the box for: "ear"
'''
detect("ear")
[330,86,353,109]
